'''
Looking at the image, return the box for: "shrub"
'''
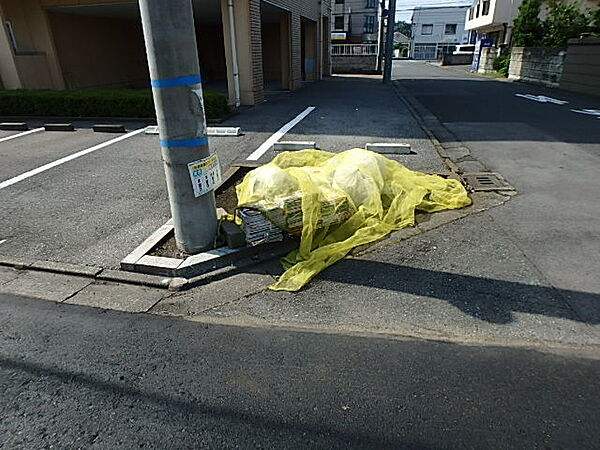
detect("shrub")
[512,0,544,47]
[591,8,600,35]
[0,89,229,120]
[493,52,511,77]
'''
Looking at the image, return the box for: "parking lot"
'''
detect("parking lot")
[0,77,443,270]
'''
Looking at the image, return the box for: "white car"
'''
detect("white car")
[453,44,475,55]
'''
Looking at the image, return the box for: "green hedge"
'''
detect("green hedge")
[0,89,229,120]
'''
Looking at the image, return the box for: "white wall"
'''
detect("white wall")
[411,6,470,46]
[465,0,524,31]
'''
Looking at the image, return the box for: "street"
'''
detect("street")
[1,294,598,449]
[393,61,600,324]
[1,61,599,448]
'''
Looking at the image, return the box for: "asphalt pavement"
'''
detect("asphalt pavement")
[1,293,599,449]
[0,77,439,269]
[393,61,600,323]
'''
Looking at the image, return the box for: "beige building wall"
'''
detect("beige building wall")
[0,2,21,88]
[1,0,65,88]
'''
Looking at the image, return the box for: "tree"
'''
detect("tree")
[543,0,591,47]
[394,21,412,37]
[512,0,544,47]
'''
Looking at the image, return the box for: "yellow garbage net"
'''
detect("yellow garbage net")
[236,149,472,291]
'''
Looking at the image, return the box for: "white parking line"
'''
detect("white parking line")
[0,239,6,245]
[0,127,147,191]
[0,127,44,143]
[246,106,316,161]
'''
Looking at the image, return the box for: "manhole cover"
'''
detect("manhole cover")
[462,172,514,191]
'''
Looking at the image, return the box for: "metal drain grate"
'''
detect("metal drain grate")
[462,172,514,191]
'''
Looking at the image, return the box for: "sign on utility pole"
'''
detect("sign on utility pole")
[383,0,397,83]
[139,0,219,254]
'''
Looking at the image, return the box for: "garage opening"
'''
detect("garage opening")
[46,1,227,92]
[260,1,291,92]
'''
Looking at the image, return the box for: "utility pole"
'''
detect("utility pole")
[139,0,218,254]
[383,0,397,83]
[376,1,387,73]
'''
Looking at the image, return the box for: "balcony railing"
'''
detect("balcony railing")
[332,44,378,56]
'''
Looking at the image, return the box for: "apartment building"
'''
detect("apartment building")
[464,0,599,48]
[410,5,470,60]
[331,0,382,44]
[0,0,332,105]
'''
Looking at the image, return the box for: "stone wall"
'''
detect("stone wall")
[332,55,378,74]
[477,47,499,74]
[509,47,566,88]
[560,37,600,97]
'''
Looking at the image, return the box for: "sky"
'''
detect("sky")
[395,0,472,23]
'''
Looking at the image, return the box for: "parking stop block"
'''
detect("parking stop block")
[207,126,242,136]
[0,122,28,131]
[365,143,412,154]
[93,124,126,133]
[44,123,75,132]
[273,141,317,151]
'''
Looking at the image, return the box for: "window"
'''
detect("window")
[421,24,433,35]
[364,15,375,34]
[334,16,344,30]
[469,7,473,20]
[482,1,490,15]
[445,24,457,35]
[365,0,377,8]
[4,21,18,53]
[335,0,344,4]
[476,2,480,17]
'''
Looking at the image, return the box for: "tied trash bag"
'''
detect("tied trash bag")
[236,149,472,291]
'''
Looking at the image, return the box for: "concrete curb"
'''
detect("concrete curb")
[0,255,174,290]
[179,314,600,359]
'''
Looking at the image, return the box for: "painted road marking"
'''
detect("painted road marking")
[0,239,6,245]
[515,94,568,105]
[0,128,146,191]
[0,127,44,143]
[571,109,600,118]
[246,106,316,161]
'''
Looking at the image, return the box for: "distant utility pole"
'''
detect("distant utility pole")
[139,0,218,253]
[383,0,397,83]
[376,1,387,73]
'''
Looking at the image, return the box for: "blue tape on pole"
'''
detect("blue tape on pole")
[160,136,209,148]
[151,75,202,88]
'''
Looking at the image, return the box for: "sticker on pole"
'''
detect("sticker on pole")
[188,154,222,198]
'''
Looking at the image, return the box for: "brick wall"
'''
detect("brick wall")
[225,0,330,105]
[270,0,323,21]
[249,0,264,104]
